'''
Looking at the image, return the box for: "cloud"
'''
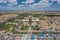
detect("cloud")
[38,0,52,7]
[41,0,48,2]
[12,0,53,11]
[28,0,52,8]
[7,0,17,5]
[0,0,17,6]
[22,1,25,3]
[57,0,60,4]
[51,0,60,4]
[0,0,60,11]
[36,1,52,7]
[0,0,7,3]
[51,0,57,2]
[26,0,34,3]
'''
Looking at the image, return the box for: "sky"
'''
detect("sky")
[0,0,60,11]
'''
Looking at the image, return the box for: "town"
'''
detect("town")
[0,11,60,40]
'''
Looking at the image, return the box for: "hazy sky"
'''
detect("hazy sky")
[0,0,60,11]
